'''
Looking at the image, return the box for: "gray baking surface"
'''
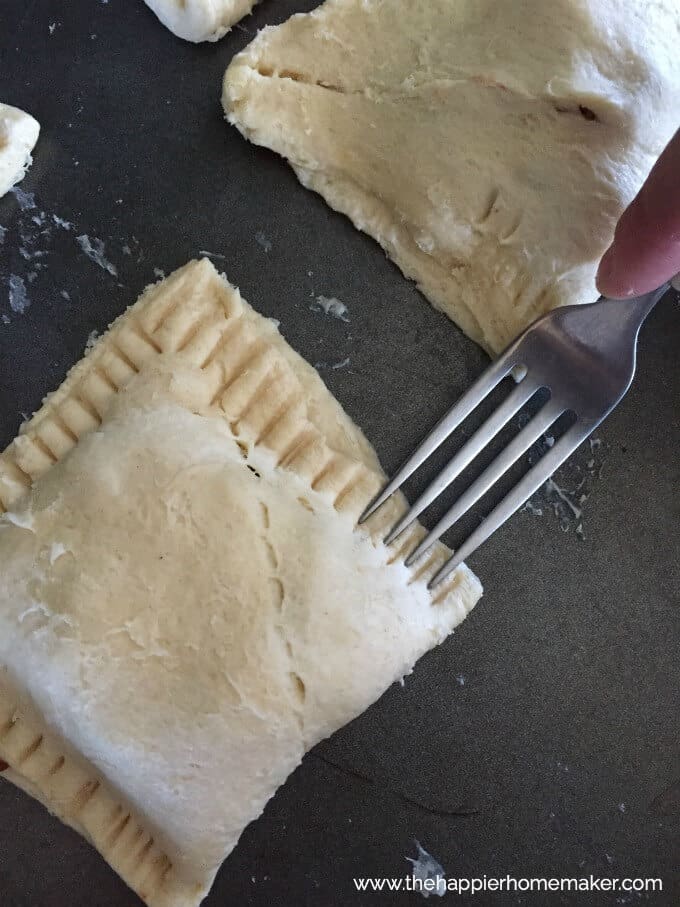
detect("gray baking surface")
[1,2,678,905]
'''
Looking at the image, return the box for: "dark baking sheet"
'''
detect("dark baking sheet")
[1,2,678,905]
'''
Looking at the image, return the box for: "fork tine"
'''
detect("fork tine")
[358,354,518,523]
[383,377,542,545]
[427,420,593,587]
[405,400,565,567]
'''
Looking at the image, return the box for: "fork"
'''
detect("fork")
[360,278,676,588]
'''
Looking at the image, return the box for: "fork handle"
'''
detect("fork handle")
[607,278,673,330]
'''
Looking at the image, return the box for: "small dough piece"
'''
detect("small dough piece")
[0,103,40,198]
[143,0,260,42]
[223,0,680,352]
[0,260,481,907]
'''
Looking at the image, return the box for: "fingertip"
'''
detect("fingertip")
[595,245,617,297]
[596,246,643,299]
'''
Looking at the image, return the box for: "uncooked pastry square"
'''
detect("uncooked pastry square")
[0,103,40,198]
[143,0,261,42]
[223,0,680,352]
[0,259,481,907]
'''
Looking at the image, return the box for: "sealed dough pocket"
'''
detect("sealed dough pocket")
[0,259,481,907]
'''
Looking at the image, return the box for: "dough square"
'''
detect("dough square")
[223,0,680,352]
[0,103,40,198]
[143,0,260,42]
[0,259,481,907]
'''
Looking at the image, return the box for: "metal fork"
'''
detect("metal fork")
[359,279,675,588]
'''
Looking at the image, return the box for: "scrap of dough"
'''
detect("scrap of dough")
[143,0,259,41]
[0,259,481,907]
[223,0,680,353]
[0,103,40,199]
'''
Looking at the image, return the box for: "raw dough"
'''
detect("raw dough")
[0,259,481,907]
[143,0,259,42]
[0,103,39,198]
[223,0,680,353]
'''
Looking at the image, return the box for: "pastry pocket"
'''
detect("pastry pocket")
[222,0,680,353]
[0,259,481,907]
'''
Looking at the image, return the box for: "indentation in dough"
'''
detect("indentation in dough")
[133,835,155,870]
[107,813,132,848]
[259,501,270,530]
[17,733,44,766]
[269,578,284,609]
[255,399,295,446]
[499,212,524,244]
[477,187,500,225]
[258,497,306,727]
[30,436,58,464]
[277,430,314,468]
[51,412,80,444]
[333,469,363,511]
[93,365,119,392]
[210,340,267,407]
[199,317,239,370]
[278,69,305,83]
[130,321,163,355]
[407,551,442,586]
[156,856,173,886]
[386,524,426,566]
[128,825,145,854]
[146,288,186,336]
[1,458,32,489]
[469,74,509,92]
[310,458,337,491]
[257,65,347,95]
[47,755,65,777]
[235,368,276,425]
[552,101,601,123]
[175,316,205,353]
[259,499,279,570]
[110,341,142,373]
[262,538,278,570]
[431,568,466,605]
[71,779,101,816]
[0,712,18,740]
[290,672,306,704]
[74,393,104,424]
